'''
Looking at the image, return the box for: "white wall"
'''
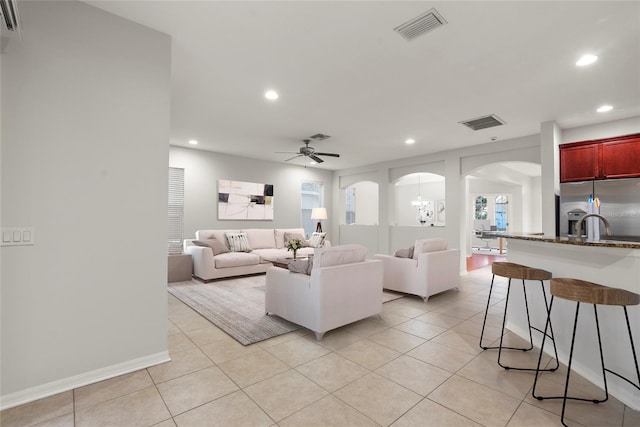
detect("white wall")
[169,146,334,238]
[341,181,378,225]
[529,176,542,232]
[562,116,640,143]
[1,1,171,408]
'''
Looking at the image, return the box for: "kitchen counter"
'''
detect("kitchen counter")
[502,236,639,410]
[502,232,640,249]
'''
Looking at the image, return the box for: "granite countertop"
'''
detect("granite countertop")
[502,233,640,249]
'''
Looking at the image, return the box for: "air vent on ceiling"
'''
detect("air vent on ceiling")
[309,133,331,140]
[460,115,506,131]
[0,0,20,32]
[394,8,447,41]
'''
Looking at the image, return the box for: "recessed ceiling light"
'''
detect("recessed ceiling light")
[309,161,317,165]
[405,138,415,145]
[597,105,613,113]
[188,139,198,145]
[264,90,279,100]
[576,54,598,66]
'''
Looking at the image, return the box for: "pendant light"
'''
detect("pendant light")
[411,173,428,207]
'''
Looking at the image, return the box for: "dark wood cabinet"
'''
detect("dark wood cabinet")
[601,137,640,179]
[560,134,640,182]
[560,143,601,182]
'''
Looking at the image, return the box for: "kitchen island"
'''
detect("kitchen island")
[502,234,640,409]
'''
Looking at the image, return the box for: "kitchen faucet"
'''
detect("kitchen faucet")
[574,214,612,242]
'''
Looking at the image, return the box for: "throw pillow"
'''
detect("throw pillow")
[394,246,414,258]
[308,232,327,248]
[287,258,313,275]
[193,238,230,256]
[284,232,310,247]
[225,232,252,252]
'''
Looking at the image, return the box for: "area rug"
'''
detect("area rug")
[168,275,404,345]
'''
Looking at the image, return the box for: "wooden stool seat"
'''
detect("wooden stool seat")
[551,278,640,306]
[492,262,552,281]
[480,262,558,372]
[532,279,640,427]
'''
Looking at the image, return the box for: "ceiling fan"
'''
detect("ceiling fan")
[278,139,340,164]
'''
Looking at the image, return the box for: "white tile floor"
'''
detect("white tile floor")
[2,266,639,426]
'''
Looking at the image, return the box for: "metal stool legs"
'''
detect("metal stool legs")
[532,299,640,427]
[479,274,559,371]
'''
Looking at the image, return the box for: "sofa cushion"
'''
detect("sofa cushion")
[226,232,252,252]
[309,232,327,248]
[243,228,276,249]
[193,238,230,256]
[214,252,260,268]
[314,244,367,269]
[251,248,289,262]
[284,232,310,247]
[275,228,305,248]
[288,258,313,275]
[413,238,448,259]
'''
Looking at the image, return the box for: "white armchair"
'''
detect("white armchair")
[373,238,460,302]
[265,244,383,340]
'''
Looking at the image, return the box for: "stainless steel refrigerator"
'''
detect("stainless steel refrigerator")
[559,178,640,241]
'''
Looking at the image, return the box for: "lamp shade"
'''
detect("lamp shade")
[311,207,327,220]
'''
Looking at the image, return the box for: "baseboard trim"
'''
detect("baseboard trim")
[0,351,170,411]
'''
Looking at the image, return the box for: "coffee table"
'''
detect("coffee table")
[266,257,311,269]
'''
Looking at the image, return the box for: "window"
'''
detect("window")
[301,181,324,238]
[495,195,508,230]
[474,196,488,220]
[168,167,185,254]
[345,186,356,224]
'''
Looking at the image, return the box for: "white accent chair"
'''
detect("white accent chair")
[265,244,383,340]
[373,238,460,302]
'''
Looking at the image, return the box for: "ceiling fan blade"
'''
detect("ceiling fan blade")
[276,151,300,154]
[315,152,340,158]
[285,154,303,162]
[309,154,324,163]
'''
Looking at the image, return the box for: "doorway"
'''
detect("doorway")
[463,161,542,270]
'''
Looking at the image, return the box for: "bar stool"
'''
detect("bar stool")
[532,278,640,427]
[479,262,559,371]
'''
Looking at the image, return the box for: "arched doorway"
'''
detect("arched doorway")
[464,161,541,270]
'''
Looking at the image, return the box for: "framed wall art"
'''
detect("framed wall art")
[218,180,274,220]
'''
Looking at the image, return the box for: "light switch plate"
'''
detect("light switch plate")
[1,227,35,246]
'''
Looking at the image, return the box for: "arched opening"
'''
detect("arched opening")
[464,161,541,270]
[394,173,445,227]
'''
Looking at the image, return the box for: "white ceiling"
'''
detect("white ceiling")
[87,1,640,171]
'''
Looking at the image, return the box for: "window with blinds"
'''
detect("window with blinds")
[168,167,185,254]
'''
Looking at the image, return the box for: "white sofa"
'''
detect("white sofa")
[373,238,460,301]
[265,244,383,340]
[184,228,328,281]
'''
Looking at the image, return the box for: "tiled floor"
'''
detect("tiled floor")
[2,266,639,426]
